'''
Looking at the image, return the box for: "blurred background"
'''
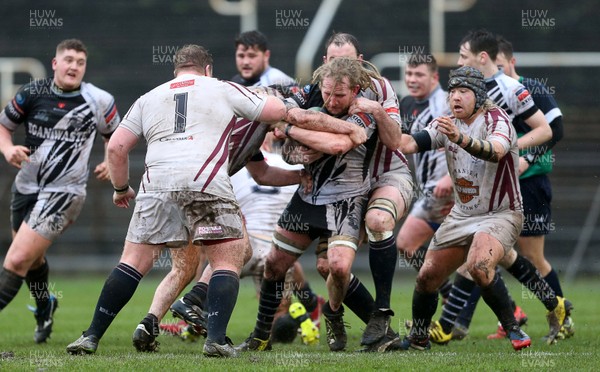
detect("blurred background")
[1,0,598,281]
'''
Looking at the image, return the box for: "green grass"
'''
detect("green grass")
[0,271,598,371]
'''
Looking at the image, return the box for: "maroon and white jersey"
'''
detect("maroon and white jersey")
[485,71,537,122]
[423,107,522,215]
[363,77,411,186]
[119,74,266,201]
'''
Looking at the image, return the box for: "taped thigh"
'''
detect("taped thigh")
[272,231,307,257]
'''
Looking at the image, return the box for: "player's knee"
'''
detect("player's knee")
[365,198,397,242]
[467,264,493,287]
[264,256,288,281]
[415,270,437,293]
[243,244,253,265]
[328,258,351,281]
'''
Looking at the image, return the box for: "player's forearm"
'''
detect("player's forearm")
[456,133,506,162]
[286,108,354,135]
[287,125,354,155]
[255,167,304,187]
[517,126,552,150]
[0,124,14,156]
[374,111,402,150]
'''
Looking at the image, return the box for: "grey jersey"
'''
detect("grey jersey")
[298,112,377,205]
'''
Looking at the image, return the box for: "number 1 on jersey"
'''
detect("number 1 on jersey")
[173,92,188,133]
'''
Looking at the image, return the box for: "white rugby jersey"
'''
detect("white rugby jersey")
[401,85,451,190]
[485,71,537,122]
[255,66,295,87]
[424,107,522,215]
[0,79,119,195]
[230,152,301,236]
[119,74,266,201]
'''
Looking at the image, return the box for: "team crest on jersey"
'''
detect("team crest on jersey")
[455,177,480,203]
[515,87,532,105]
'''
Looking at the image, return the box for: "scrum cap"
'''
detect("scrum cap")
[448,66,487,110]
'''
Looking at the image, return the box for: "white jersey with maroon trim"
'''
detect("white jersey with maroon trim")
[423,107,522,215]
[230,152,301,236]
[119,74,266,201]
[362,77,411,186]
[485,71,537,122]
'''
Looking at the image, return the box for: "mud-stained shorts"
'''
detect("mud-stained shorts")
[410,187,454,227]
[371,167,414,219]
[11,189,85,241]
[429,209,523,255]
[277,192,367,252]
[126,191,243,247]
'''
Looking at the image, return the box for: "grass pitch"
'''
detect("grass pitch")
[0,270,598,371]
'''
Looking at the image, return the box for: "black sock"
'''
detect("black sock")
[369,236,397,309]
[455,286,481,329]
[26,259,50,311]
[411,289,438,340]
[205,270,239,344]
[85,263,143,339]
[506,254,557,311]
[439,279,452,300]
[0,268,24,311]
[479,273,517,332]
[406,245,428,271]
[183,281,208,309]
[253,278,283,340]
[342,275,375,324]
[140,313,159,336]
[296,282,318,312]
[439,273,475,333]
[544,269,563,298]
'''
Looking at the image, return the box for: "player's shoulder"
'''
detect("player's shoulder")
[484,106,511,125]
[14,78,52,101]
[495,72,526,93]
[261,66,295,86]
[81,81,116,104]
